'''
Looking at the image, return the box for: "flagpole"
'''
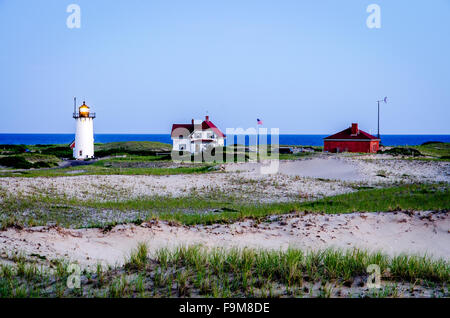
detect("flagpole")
[256,121,259,161]
[256,119,263,161]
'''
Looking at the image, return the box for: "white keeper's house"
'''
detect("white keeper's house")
[171,116,226,153]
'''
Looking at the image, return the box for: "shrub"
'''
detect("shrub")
[0,156,33,169]
[39,146,72,158]
[0,144,27,154]
[379,147,423,157]
[421,141,443,146]
[32,161,53,168]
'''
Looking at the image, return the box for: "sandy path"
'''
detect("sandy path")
[226,157,450,183]
[280,159,362,181]
[1,211,448,268]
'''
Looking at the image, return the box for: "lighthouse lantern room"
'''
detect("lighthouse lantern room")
[72,98,96,159]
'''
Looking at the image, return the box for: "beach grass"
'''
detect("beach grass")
[0,164,214,178]
[412,143,450,158]
[1,183,448,229]
[94,141,172,157]
[0,245,448,298]
[382,143,450,161]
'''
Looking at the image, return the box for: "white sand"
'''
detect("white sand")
[227,156,450,183]
[0,156,448,203]
[1,211,448,268]
[0,156,448,268]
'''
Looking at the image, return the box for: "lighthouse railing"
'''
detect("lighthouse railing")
[73,112,96,118]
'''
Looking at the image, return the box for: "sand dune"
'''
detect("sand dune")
[1,211,448,268]
[1,156,448,203]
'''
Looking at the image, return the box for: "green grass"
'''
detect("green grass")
[0,153,60,169]
[94,141,172,157]
[384,143,450,161]
[1,183,448,229]
[412,143,450,158]
[26,144,73,158]
[1,141,172,161]
[0,245,447,298]
[125,242,148,271]
[96,155,171,162]
[95,141,171,151]
[277,152,316,160]
[85,182,450,225]
[0,163,214,178]
[0,144,28,154]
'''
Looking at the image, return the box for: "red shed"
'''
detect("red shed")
[324,123,380,153]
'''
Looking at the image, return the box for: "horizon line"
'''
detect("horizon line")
[1,132,450,136]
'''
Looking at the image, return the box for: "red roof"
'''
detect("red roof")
[324,126,379,140]
[171,124,194,137]
[201,120,225,137]
[171,119,226,138]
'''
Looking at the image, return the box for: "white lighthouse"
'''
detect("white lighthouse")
[72,99,96,159]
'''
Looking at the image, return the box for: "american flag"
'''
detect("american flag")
[257,118,263,125]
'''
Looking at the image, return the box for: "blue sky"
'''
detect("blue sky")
[0,0,449,134]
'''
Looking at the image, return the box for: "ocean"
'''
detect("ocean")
[0,134,449,146]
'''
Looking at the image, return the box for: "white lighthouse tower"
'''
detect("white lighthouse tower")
[72,98,96,159]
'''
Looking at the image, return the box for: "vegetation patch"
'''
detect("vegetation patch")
[38,146,73,158]
[1,183,448,229]
[0,144,28,155]
[0,163,214,178]
[416,142,450,157]
[379,143,450,160]
[94,141,171,157]
[379,147,423,157]
[0,245,447,298]
[0,154,60,169]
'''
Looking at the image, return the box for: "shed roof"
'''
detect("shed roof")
[324,127,379,140]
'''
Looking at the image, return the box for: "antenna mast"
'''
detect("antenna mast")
[74,97,77,115]
[376,96,388,139]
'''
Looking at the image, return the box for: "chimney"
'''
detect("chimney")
[351,123,358,135]
[205,115,209,122]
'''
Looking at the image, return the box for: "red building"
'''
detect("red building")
[324,123,380,153]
